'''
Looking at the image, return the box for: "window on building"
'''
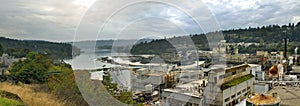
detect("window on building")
[185,103,192,106]
[231,94,236,99]
[237,91,241,95]
[225,97,230,102]
[232,71,236,75]
[247,86,251,90]
[242,88,246,92]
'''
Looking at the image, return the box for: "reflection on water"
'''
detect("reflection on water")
[65,48,128,70]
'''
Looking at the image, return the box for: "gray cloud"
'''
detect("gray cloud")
[204,0,300,30]
[0,0,88,41]
[0,0,300,41]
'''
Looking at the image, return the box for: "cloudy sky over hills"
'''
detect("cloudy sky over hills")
[0,0,300,41]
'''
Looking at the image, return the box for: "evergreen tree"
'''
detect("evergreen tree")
[9,52,51,84]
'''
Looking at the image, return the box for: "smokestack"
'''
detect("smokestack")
[283,30,288,59]
[283,30,289,74]
[284,37,287,59]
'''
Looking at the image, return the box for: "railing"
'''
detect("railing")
[255,80,300,88]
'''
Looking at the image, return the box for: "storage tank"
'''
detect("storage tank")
[246,94,280,106]
[277,64,284,80]
[234,47,239,55]
[268,65,279,77]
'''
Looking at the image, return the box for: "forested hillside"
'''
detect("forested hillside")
[131,22,300,55]
[5,52,88,105]
[0,37,80,59]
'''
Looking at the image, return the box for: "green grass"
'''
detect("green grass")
[221,74,254,90]
[0,97,24,106]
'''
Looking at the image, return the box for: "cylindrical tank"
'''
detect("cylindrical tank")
[246,94,280,106]
[269,65,279,77]
[234,47,239,55]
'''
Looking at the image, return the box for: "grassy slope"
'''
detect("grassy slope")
[0,82,65,106]
[0,97,24,106]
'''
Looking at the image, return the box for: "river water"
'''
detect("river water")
[64,47,128,70]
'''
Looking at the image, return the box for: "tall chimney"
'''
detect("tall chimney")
[284,37,287,59]
[283,30,289,74]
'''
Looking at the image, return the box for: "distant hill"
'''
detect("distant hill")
[71,39,153,48]
[131,22,300,55]
[0,37,80,59]
[71,39,153,53]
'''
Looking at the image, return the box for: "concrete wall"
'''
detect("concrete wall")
[253,83,269,94]
[256,71,265,81]
[249,65,262,76]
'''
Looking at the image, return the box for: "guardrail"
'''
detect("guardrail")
[255,80,300,88]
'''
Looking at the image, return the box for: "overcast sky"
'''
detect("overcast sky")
[0,0,300,42]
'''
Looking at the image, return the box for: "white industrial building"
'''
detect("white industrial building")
[162,79,207,106]
[161,64,255,106]
[208,64,255,106]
